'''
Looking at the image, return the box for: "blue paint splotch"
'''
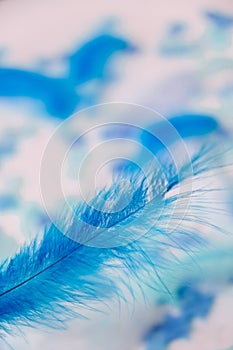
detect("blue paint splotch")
[0,69,78,119]
[141,113,221,154]
[205,11,233,29]
[0,194,17,211]
[159,11,233,57]
[68,34,134,85]
[158,22,198,56]
[0,34,133,119]
[0,137,16,157]
[96,114,222,179]
[146,285,214,350]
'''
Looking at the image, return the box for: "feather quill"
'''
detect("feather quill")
[0,142,229,335]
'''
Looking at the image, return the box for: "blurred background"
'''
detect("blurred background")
[0,0,233,349]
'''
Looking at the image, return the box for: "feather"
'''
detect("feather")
[0,142,230,336]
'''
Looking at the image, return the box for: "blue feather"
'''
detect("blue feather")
[0,142,229,336]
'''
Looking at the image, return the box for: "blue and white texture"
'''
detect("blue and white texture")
[0,0,233,349]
